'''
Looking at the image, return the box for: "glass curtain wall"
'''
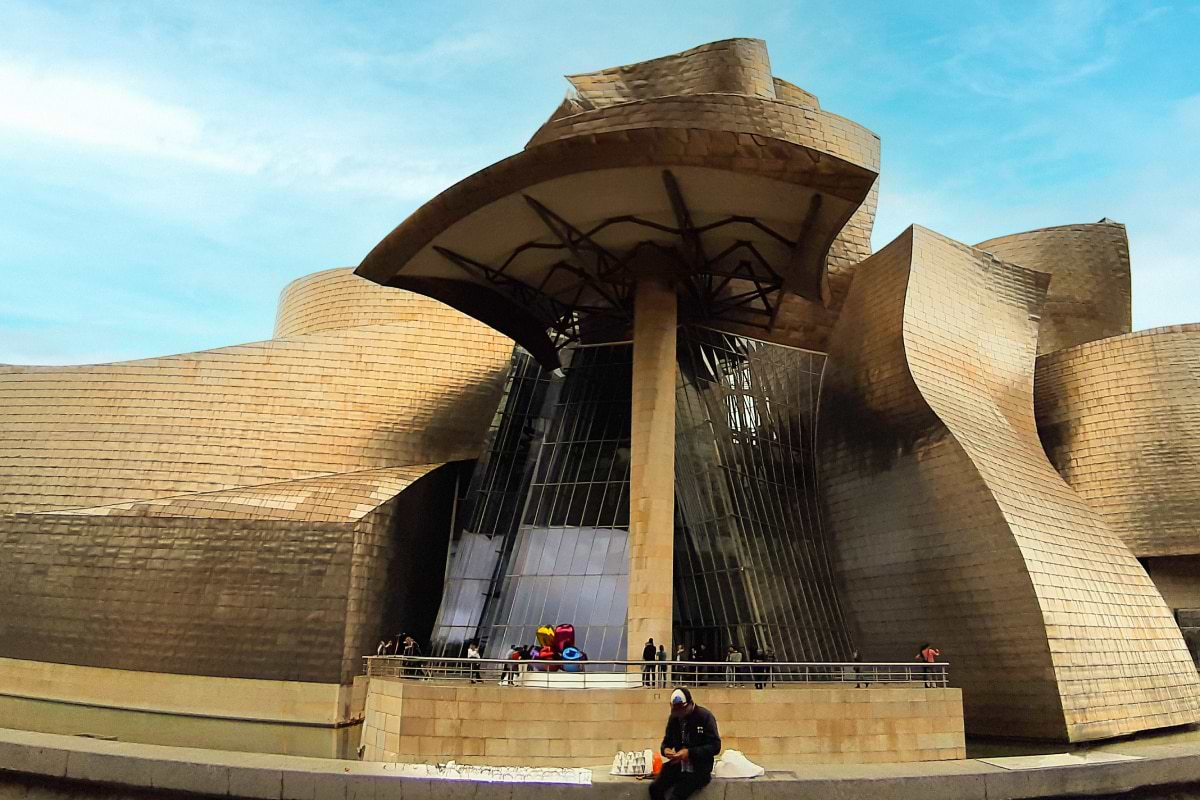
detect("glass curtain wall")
[428,349,550,655]
[477,344,633,660]
[674,327,852,662]
[430,344,633,660]
[430,332,851,664]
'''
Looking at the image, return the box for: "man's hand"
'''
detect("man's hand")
[667,748,689,762]
[663,748,677,758]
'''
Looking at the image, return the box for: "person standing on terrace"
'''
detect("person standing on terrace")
[915,643,941,688]
[466,640,482,683]
[643,638,657,687]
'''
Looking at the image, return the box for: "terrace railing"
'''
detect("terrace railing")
[363,656,948,688]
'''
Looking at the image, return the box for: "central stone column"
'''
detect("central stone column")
[627,274,677,660]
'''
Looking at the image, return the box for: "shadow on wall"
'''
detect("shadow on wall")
[372,462,467,656]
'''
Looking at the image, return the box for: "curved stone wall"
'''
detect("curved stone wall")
[819,225,1200,741]
[1035,324,1200,557]
[977,221,1131,354]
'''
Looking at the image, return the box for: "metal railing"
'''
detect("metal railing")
[363,656,948,688]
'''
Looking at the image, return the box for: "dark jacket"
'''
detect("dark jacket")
[643,643,657,661]
[660,705,721,778]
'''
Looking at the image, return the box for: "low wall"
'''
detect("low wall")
[4,725,1200,800]
[0,657,364,726]
[360,678,965,766]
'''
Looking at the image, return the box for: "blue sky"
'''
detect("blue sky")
[1,0,1197,364]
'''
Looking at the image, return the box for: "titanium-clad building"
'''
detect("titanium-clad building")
[357,39,1200,741]
[2,38,1200,744]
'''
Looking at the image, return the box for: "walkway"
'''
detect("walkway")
[2,725,1200,799]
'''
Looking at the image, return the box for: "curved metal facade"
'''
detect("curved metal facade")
[274,266,439,337]
[1035,324,1200,558]
[977,220,1131,354]
[0,270,512,515]
[820,226,1200,741]
[0,269,513,684]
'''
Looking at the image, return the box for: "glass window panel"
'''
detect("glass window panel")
[537,529,563,574]
[604,531,628,575]
[575,576,601,626]
[587,530,611,576]
[570,528,596,576]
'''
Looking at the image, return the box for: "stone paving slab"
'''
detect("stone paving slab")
[2,726,1200,799]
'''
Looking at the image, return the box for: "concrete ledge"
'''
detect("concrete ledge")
[2,726,1200,799]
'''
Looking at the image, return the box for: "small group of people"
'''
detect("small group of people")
[374,633,430,679]
[641,639,670,687]
[499,642,546,684]
[641,640,777,688]
[375,633,421,658]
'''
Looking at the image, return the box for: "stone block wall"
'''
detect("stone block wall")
[360,679,965,766]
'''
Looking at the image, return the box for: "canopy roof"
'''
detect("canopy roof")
[357,39,880,368]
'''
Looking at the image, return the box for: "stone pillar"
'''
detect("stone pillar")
[627,275,677,660]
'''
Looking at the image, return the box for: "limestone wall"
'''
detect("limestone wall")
[360,678,965,766]
[0,657,365,726]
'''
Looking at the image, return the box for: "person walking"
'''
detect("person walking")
[375,639,388,657]
[649,688,721,800]
[851,648,864,688]
[694,644,708,685]
[466,640,482,683]
[642,639,657,687]
[675,644,688,687]
[915,643,941,687]
[656,644,668,687]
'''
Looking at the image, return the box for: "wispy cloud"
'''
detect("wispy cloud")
[0,58,468,202]
[937,0,1165,101]
[0,60,266,171]
[334,30,507,72]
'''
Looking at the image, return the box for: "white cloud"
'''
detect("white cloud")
[0,58,466,202]
[0,60,268,172]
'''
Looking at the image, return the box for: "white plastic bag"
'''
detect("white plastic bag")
[713,749,765,779]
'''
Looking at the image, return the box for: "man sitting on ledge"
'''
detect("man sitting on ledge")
[649,687,722,800]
